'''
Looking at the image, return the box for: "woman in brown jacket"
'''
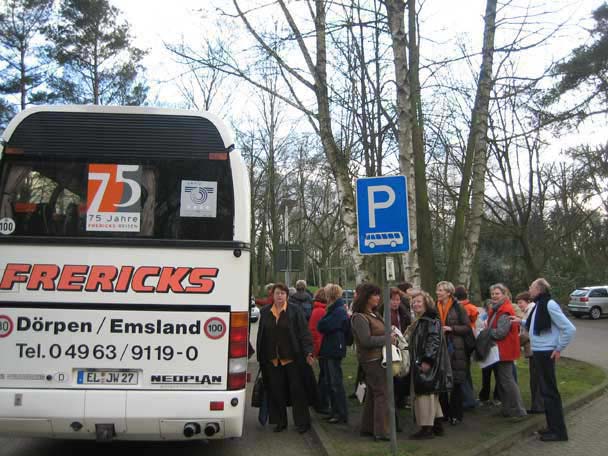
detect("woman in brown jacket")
[351,283,390,441]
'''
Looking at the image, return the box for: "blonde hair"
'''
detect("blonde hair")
[324,283,343,304]
[314,287,327,303]
[410,290,436,313]
[436,280,455,296]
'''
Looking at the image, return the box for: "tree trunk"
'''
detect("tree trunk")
[385,0,420,286]
[519,233,541,283]
[447,0,497,284]
[311,0,368,283]
[407,0,435,290]
[20,46,26,110]
[458,145,488,287]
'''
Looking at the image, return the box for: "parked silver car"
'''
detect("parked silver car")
[250,297,260,323]
[568,286,608,320]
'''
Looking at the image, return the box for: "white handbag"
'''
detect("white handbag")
[381,343,404,377]
[381,326,410,377]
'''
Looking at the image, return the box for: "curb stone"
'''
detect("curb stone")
[310,414,336,456]
[466,365,608,456]
[309,361,608,456]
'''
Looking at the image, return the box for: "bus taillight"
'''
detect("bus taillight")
[228,312,248,390]
[229,327,248,358]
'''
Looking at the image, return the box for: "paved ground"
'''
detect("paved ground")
[500,316,608,456]
[0,321,323,456]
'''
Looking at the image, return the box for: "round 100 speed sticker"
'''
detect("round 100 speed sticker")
[204,317,226,339]
[0,315,14,338]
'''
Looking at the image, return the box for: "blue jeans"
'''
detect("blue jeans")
[319,357,348,421]
[317,359,332,412]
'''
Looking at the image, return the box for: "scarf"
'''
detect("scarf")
[489,297,506,317]
[526,292,552,336]
[437,297,453,326]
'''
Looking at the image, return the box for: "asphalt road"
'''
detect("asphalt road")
[561,315,608,369]
[497,311,608,456]
[0,320,323,456]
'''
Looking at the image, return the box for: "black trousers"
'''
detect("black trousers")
[266,362,311,428]
[479,365,500,402]
[440,383,464,421]
[533,351,568,439]
[528,356,545,412]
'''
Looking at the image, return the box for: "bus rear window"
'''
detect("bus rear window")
[0,158,234,241]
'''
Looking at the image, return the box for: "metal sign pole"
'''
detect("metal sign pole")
[284,204,290,287]
[383,257,397,455]
[286,249,291,288]
[354,176,409,456]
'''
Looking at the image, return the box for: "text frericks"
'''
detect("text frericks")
[0,264,219,294]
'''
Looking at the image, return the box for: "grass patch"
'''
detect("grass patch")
[318,350,605,456]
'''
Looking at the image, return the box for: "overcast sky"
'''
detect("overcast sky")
[112,0,606,149]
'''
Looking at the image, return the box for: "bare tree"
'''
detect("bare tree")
[446,0,498,286]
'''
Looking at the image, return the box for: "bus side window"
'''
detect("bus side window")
[63,203,79,236]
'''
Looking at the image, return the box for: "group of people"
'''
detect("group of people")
[254,277,575,445]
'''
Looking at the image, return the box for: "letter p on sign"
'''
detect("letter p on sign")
[367,185,395,228]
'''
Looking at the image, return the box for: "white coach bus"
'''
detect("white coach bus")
[0,106,251,441]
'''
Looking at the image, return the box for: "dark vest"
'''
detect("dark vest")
[262,310,296,362]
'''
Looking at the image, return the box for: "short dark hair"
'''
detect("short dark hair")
[515,291,531,302]
[271,283,289,295]
[390,287,403,299]
[397,282,413,293]
[454,286,468,300]
[351,283,381,314]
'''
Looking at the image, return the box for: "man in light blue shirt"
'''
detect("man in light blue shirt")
[520,278,575,442]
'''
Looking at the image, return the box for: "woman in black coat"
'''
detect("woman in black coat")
[256,283,315,433]
[408,290,453,439]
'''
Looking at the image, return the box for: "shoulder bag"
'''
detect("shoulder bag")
[474,311,498,361]
[251,370,264,408]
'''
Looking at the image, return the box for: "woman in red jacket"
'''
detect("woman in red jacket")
[487,283,527,418]
[309,288,330,414]
[309,288,328,358]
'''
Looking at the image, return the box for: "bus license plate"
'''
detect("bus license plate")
[77,370,138,385]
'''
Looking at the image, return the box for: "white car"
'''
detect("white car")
[568,286,608,320]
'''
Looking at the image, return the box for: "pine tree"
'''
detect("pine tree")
[544,3,608,118]
[46,0,148,105]
[0,0,54,118]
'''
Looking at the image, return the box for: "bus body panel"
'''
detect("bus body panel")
[0,389,246,439]
[0,106,251,440]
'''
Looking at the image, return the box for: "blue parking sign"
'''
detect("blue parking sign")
[356,175,410,255]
